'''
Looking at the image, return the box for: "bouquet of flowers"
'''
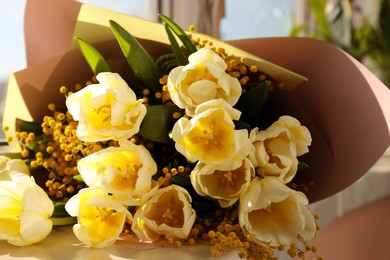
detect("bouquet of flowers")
[1,0,389,259]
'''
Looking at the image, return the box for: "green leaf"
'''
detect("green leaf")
[298,161,309,170]
[73,174,84,182]
[158,14,197,54]
[234,82,269,127]
[18,120,43,135]
[52,202,71,218]
[156,53,178,73]
[161,59,180,72]
[233,120,251,131]
[308,0,331,40]
[156,53,180,73]
[25,135,51,155]
[75,37,111,75]
[25,143,42,154]
[50,217,77,226]
[51,203,77,225]
[289,24,306,37]
[109,20,162,91]
[139,105,181,143]
[164,24,188,66]
[379,0,390,49]
[170,172,192,188]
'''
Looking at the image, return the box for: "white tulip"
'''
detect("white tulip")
[131,185,196,241]
[239,177,316,247]
[66,72,146,142]
[272,116,312,156]
[0,174,53,246]
[77,140,157,206]
[249,115,311,183]
[0,156,30,181]
[190,158,254,208]
[65,187,132,248]
[167,48,241,116]
[172,99,251,171]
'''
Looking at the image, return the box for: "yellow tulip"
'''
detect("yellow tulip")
[131,185,196,241]
[0,156,30,181]
[249,116,311,183]
[239,177,316,246]
[172,99,251,171]
[272,115,312,156]
[66,72,146,142]
[77,140,157,206]
[0,174,53,246]
[168,48,241,116]
[190,158,254,208]
[65,187,131,248]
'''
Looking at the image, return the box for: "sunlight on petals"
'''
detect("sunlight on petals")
[190,158,254,208]
[66,72,146,142]
[65,187,131,248]
[0,156,30,181]
[167,48,241,116]
[239,177,316,247]
[131,185,196,241]
[172,99,250,170]
[0,173,53,246]
[249,115,311,183]
[77,140,157,206]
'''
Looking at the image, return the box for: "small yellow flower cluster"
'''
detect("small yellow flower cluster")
[6,130,36,158]
[38,108,86,202]
[159,233,197,248]
[188,29,283,94]
[157,76,173,103]
[182,210,275,259]
[157,165,190,188]
[286,241,322,259]
[278,213,322,259]
[287,180,316,194]
[208,223,275,259]
[142,75,174,108]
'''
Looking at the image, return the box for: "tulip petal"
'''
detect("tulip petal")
[18,212,53,246]
[22,184,54,217]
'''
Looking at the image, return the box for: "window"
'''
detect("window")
[220,0,298,40]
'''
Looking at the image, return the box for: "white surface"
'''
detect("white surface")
[0,1,26,81]
[0,227,240,260]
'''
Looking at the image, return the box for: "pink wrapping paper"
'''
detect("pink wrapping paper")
[24,0,81,66]
[3,0,390,203]
[227,38,390,201]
